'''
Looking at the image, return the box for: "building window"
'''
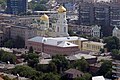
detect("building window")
[57,27,59,32]
[63,15,65,18]
[64,27,66,32]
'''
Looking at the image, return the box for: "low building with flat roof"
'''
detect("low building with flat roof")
[82,41,105,52]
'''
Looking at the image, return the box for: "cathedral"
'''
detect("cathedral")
[33,6,69,37]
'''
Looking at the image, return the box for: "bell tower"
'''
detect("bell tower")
[56,6,69,37]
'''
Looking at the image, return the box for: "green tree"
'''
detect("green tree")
[103,36,120,51]
[97,60,112,78]
[74,73,92,80]
[73,57,89,72]
[25,53,39,67]
[48,62,57,73]
[42,73,60,80]
[4,39,14,48]
[13,65,42,79]
[28,0,48,10]
[1,51,16,64]
[100,48,105,53]
[35,64,48,73]
[68,29,77,36]
[111,49,120,60]
[28,46,34,53]
[52,55,70,73]
[34,4,47,11]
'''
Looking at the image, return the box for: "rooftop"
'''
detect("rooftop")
[40,14,49,21]
[39,59,52,64]
[28,36,87,47]
[92,76,105,80]
[66,53,96,60]
[57,6,66,13]
[28,36,87,42]
[65,68,84,76]
[0,30,3,34]
[83,41,105,46]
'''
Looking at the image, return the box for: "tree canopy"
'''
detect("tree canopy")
[103,36,120,51]
[97,60,112,78]
[52,55,70,73]
[13,65,42,79]
[111,49,120,60]
[28,1,47,11]
[0,50,16,64]
[72,57,89,72]
[25,53,39,67]
[3,36,25,49]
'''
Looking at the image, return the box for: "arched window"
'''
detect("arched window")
[57,27,59,32]
[64,27,66,32]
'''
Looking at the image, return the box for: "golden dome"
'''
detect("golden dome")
[57,6,66,13]
[40,14,49,21]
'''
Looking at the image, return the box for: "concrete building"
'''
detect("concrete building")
[112,26,120,40]
[78,2,120,28]
[78,2,94,25]
[94,2,110,27]
[10,26,37,41]
[110,0,120,3]
[110,3,120,27]
[82,41,105,52]
[6,0,28,15]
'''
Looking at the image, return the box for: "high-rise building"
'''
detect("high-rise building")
[94,2,110,27]
[6,0,28,15]
[110,0,120,3]
[110,3,120,27]
[78,2,120,27]
[78,2,110,26]
[78,2,94,25]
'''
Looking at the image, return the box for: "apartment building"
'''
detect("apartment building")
[10,26,37,41]
[6,0,28,15]
[110,3,120,27]
[78,2,94,25]
[78,2,120,28]
[94,2,110,26]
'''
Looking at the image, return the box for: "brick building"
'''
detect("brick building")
[26,36,80,55]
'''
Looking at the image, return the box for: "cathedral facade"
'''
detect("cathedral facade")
[33,6,69,37]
